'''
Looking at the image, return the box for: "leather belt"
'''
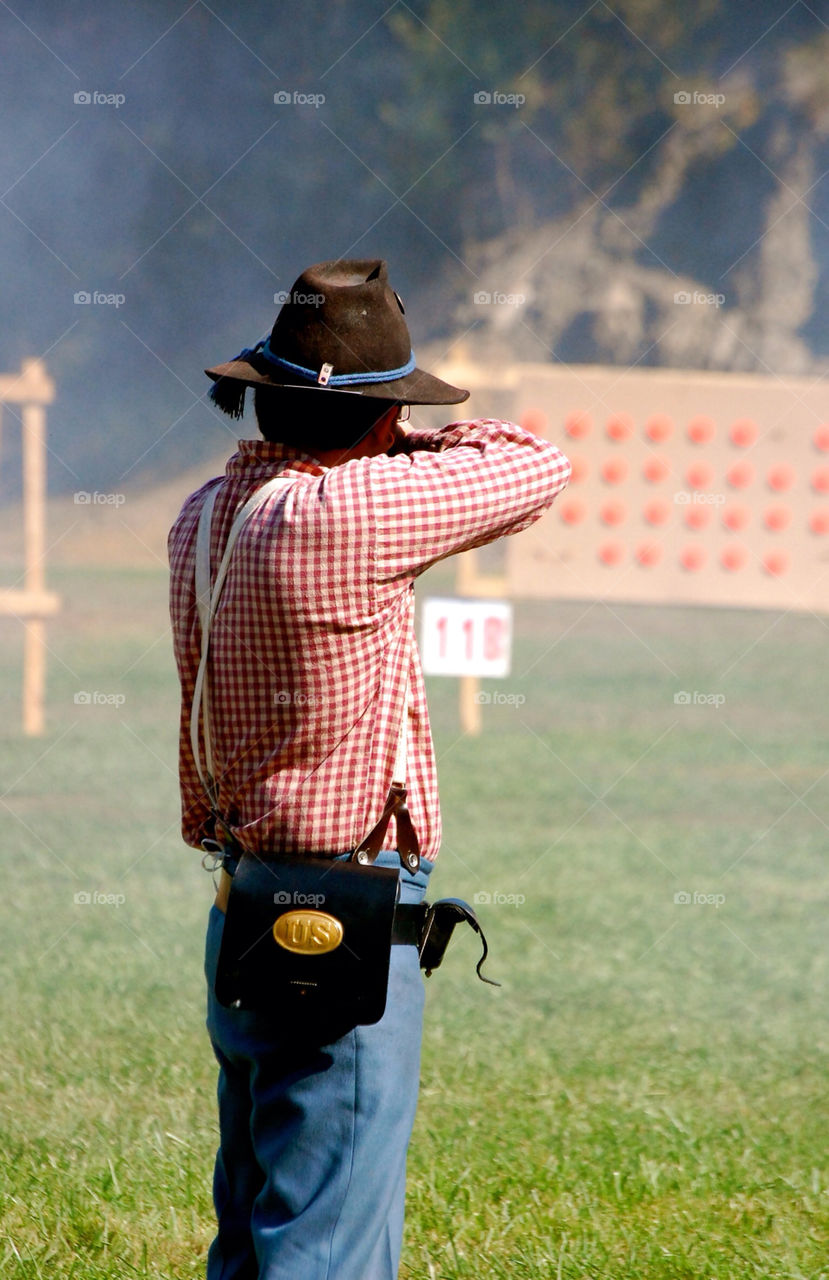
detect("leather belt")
[392,903,428,946]
[214,869,427,946]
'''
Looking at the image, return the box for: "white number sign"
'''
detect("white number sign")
[420,598,512,677]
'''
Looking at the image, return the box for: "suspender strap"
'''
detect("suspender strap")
[191,477,293,809]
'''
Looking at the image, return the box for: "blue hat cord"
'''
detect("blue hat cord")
[208,333,417,418]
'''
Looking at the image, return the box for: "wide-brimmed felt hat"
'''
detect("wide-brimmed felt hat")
[205,258,469,418]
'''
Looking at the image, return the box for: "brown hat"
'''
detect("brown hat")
[206,258,469,418]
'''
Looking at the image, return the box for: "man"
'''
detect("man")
[168,258,570,1280]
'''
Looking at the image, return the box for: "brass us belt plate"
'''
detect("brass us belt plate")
[273,910,344,955]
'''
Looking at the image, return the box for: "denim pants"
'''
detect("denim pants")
[204,850,432,1280]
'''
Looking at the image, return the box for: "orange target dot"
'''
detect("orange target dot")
[684,505,711,530]
[645,414,673,442]
[635,541,662,567]
[730,419,758,448]
[560,498,587,524]
[722,504,750,532]
[727,461,755,489]
[812,466,829,493]
[642,455,671,484]
[809,508,829,535]
[687,416,715,444]
[600,499,627,526]
[720,545,748,572]
[767,464,795,492]
[813,424,829,452]
[569,455,589,484]
[598,541,625,566]
[606,413,634,442]
[601,456,629,484]
[521,408,547,435]
[763,505,792,532]
[763,550,789,576]
[680,544,707,572]
[686,461,715,490]
[565,411,591,438]
[643,499,671,526]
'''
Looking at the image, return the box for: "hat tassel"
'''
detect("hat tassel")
[208,377,248,420]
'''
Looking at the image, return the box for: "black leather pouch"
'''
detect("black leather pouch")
[214,852,400,1032]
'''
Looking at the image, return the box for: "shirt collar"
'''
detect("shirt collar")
[224,438,326,479]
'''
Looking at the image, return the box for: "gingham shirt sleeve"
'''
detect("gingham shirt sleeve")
[371,418,571,580]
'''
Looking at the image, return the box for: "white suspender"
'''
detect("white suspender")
[191,476,294,810]
[190,478,410,832]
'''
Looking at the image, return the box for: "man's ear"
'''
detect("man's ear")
[371,406,398,454]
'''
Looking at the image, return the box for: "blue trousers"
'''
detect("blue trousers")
[204,851,432,1280]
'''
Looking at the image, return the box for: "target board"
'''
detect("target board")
[436,360,829,612]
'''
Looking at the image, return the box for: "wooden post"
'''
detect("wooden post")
[459,675,482,735]
[22,402,46,736]
[22,402,46,592]
[0,360,59,736]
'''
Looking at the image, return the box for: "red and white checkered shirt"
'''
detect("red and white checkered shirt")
[169,419,570,861]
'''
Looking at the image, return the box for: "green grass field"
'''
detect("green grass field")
[1,563,827,1278]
